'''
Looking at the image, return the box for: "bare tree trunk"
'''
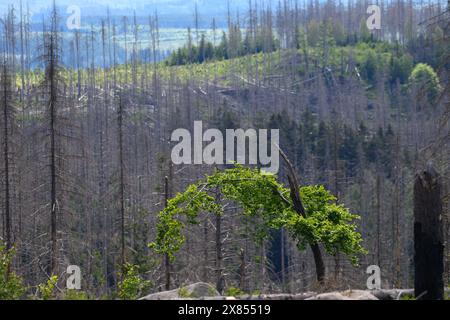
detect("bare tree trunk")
[123,17,128,85]
[202,218,208,281]
[414,166,444,300]
[239,248,246,292]
[281,227,286,289]
[19,0,25,105]
[47,10,59,276]
[376,174,382,267]
[164,176,171,290]
[215,194,224,293]
[279,148,325,283]
[1,63,12,252]
[118,93,126,273]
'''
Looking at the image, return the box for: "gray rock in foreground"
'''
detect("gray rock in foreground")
[306,290,378,300]
[140,282,219,300]
[141,284,430,300]
[371,289,414,300]
[199,292,317,300]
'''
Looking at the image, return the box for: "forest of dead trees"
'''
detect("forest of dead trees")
[0,0,449,298]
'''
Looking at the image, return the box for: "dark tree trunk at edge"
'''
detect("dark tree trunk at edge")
[414,166,444,300]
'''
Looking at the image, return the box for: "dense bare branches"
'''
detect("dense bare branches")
[0,0,447,297]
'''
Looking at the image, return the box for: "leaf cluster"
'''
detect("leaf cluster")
[149,166,366,265]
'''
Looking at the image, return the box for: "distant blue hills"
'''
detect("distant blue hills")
[1,0,272,28]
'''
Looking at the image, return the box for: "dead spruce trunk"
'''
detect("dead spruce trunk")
[279,148,326,283]
[414,166,444,300]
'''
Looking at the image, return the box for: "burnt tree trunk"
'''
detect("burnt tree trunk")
[414,166,444,300]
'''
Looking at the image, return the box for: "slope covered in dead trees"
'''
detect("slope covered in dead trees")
[0,1,448,299]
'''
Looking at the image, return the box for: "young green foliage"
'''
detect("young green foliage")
[63,290,89,300]
[0,243,26,300]
[224,286,246,297]
[149,166,366,266]
[408,63,442,106]
[150,184,221,261]
[37,275,58,300]
[117,263,152,300]
[290,185,366,265]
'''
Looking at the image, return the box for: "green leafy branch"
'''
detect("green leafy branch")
[149,165,367,266]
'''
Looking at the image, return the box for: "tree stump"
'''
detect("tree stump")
[414,166,444,300]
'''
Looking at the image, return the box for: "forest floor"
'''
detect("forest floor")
[138,282,436,300]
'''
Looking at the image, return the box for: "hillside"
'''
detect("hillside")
[0,0,448,301]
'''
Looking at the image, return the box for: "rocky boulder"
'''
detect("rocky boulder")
[306,292,351,300]
[140,282,219,300]
[306,290,378,300]
[141,284,432,300]
[371,289,414,300]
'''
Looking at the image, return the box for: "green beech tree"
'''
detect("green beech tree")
[149,165,367,284]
